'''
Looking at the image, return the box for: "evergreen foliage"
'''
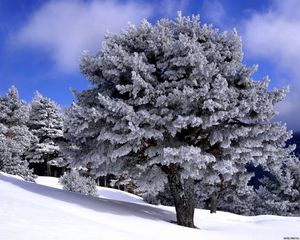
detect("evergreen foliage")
[25,92,67,176]
[0,86,35,181]
[254,155,300,216]
[59,170,97,196]
[64,14,293,226]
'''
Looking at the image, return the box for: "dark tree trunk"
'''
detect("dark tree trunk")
[210,192,218,213]
[209,175,226,213]
[167,172,195,228]
[47,163,51,176]
[43,156,50,176]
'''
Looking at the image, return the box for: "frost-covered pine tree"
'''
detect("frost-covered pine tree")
[64,14,291,227]
[25,92,66,176]
[254,153,300,216]
[0,86,35,181]
[276,155,300,215]
[196,121,295,214]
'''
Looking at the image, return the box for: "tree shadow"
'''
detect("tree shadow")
[0,173,176,223]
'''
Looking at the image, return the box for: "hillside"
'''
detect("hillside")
[0,172,299,240]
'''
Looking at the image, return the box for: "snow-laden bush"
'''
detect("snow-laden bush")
[59,170,97,196]
[142,193,160,205]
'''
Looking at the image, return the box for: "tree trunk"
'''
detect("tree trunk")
[210,192,218,213]
[43,160,48,176]
[167,172,195,228]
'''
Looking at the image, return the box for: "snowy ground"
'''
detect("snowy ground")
[1,172,299,240]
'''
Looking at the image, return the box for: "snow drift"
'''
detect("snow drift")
[0,172,299,240]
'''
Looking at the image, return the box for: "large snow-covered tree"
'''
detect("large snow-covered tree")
[0,86,35,181]
[64,14,291,227]
[25,92,66,176]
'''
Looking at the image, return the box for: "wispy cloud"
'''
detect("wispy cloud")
[202,0,225,25]
[13,0,152,73]
[244,0,300,75]
[159,0,187,17]
[243,0,300,131]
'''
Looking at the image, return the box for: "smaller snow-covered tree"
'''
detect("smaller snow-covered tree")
[255,154,300,216]
[279,156,300,215]
[59,170,97,196]
[26,92,66,176]
[0,86,35,181]
[212,184,257,215]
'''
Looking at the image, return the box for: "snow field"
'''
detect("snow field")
[1,172,299,240]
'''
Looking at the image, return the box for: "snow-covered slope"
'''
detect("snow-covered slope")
[1,172,299,240]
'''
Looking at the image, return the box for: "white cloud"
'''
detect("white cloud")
[159,0,187,17]
[274,87,300,131]
[202,0,225,25]
[244,0,300,74]
[14,0,152,72]
[243,0,300,131]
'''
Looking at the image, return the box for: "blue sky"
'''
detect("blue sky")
[0,0,299,130]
